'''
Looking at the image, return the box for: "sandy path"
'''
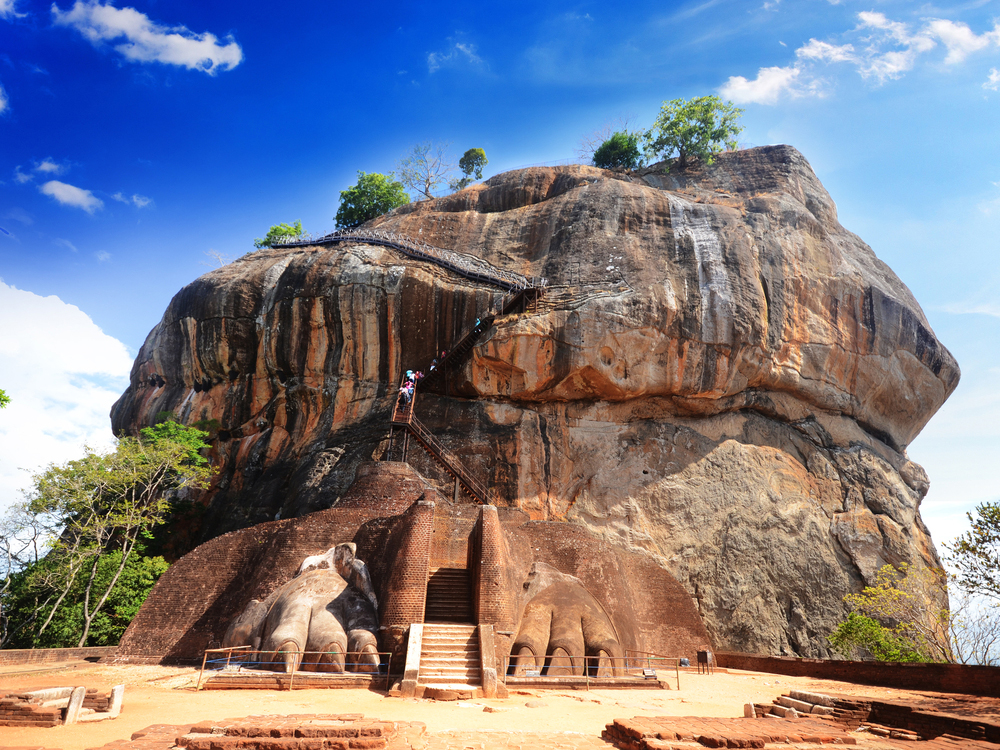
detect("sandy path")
[0,664,924,750]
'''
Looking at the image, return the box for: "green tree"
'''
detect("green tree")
[0,422,212,647]
[643,95,744,170]
[396,142,454,199]
[2,547,168,648]
[829,612,927,662]
[253,221,303,249]
[829,563,953,663]
[335,171,410,228]
[450,148,488,191]
[593,132,642,170]
[0,388,9,408]
[945,502,1000,604]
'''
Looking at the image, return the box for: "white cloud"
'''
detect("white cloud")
[0,82,7,114]
[722,12,1000,104]
[797,39,856,63]
[95,250,110,261]
[942,301,1000,317]
[54,237,78,252]
[719,65,802,104]
[984,67,1000,91]
[0,281,133,516]
[112,191,151,207]
[12,167,31,184]
[0,0,23,19]
[34,158,64,174]
[51,1,243,75]
[856,12,936,82]
[427,42,485,74]
[39,180,103,213]
[925,18,1000,65]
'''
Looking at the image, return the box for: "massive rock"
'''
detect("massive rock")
[111,145,959,657]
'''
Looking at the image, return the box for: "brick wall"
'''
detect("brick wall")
[714,652,1000,698]
[0,646,117,666]
[117,462,437,662]
[379,500,433,629]
[429,504,478,569]
[474,505,520,634]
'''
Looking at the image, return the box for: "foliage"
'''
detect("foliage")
[396,142,455,199]
[450,148,488,191]
[0,388,8,408]
[334,171,410,228]
[2,547,168,648]
[829,612,927,662]
[253,221,303,249]
[576,114,639,163]
[830,563,953,662]
[945,501,1000,604]
[593,131,642,170]
[643,96,744,170]
[0,421,212,647]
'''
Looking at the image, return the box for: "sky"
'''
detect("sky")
[0,0,998,557]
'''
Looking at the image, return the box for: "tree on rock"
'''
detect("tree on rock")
[335,171,410,228]
[593,132,641,170]
[643,96,743,170]
[254,221,304,249]
[450,148,488,191]
[396,142,454,199]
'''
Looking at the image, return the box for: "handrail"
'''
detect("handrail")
[407,413,493,503]
[197,647,393,692]
[273,227,548,293]
[502,651,681,690]
[391,377,491,503]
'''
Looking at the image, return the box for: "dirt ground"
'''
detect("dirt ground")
[1,662,970,750]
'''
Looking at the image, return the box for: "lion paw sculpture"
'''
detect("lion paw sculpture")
[223,543,379,673]
[509,562,624,677]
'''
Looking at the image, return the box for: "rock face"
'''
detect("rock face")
[111,145,959,657]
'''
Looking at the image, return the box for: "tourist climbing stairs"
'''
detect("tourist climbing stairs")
[372,228,547,504]
[424,567,473,623]
[418,314,495,390]
[417,624,482,691]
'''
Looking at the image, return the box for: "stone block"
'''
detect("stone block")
[777,696,814,712]
[789,689,835,707]
[63,687,86,725]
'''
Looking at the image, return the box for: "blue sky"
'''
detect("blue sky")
[0,0,998,554]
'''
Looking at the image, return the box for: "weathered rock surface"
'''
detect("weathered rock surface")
[111,145,959,656]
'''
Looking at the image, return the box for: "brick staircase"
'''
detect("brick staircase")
[418,623,482,692]
[424,567,473,623]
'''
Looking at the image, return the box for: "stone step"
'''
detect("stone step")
[420,673,482,682]
[420,657,480,668]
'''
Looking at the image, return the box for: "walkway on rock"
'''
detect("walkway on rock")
[274,227,546,294]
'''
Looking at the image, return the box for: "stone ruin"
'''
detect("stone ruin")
[117,462,710,692]
[0,685,124,727]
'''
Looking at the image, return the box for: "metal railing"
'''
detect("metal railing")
[197,646,392,691]
[272,227,547,293]
[501,650,681,691]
